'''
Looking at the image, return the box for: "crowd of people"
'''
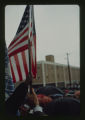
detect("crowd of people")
[5,79,80,116]
[5,45,80,116]
[5,75,45,116]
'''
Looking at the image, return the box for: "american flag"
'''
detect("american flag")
[8,5,37,83]
[5,45,15,100]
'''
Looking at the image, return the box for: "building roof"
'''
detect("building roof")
[37,60,80,69]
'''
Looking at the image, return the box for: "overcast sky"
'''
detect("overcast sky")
[5,5,80,67]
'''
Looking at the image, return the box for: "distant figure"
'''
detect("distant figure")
[43,97,80,116]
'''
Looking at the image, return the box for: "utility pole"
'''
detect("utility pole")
[66,53,71,88]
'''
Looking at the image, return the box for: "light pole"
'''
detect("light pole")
[66,53,71,88]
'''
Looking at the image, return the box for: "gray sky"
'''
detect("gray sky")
[5,5,80,67]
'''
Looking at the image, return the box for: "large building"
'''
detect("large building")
[15,55,80,88]
[32,55,80,88]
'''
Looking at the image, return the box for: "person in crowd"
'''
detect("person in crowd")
[5,44,80,116]
[36,94,53,107]
[43,97,80,116]
[74,90,80,100]
[5,75,45,116]
[31,90,80,116]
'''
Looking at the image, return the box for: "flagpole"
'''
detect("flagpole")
[28,38,32,94]
[28,5,33,94]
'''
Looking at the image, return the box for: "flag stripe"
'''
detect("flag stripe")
[9,44,28,57]
[9,26,29,48]
[31,37,35,63]
[8,5,37,83]
[18,53,26,80]
[30,31,32,37]
[8,35,28,53]
[14,55,23,81]
[25,49,29,74]
[10,56,19,82]
[8,27,29,51]
[21,51,29,76]
[9,38,29,54]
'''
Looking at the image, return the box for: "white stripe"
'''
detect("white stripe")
[8,30,28,51]
[8,39,28,55]
[11,23,29,44]
[10,56,19,82]
[17,53,26,80]
[25,49,29,72]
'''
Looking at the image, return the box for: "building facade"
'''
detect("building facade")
[15,55,80,88]
[32,55,80,88]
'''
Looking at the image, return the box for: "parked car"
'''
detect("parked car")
[49,94,63,99]
[65,90,75,97]
[65,93,74,97]
[36,86,65,96]
[68,90,75,94]
[64,89,69,94]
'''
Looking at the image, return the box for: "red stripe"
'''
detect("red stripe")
[8,36,28,53]
[14,54,23,81]
[8,44,28,57]
[9,58,16,83]
[21,51,29,76]
[31,22,32,28]
[33,35,36,50]
[30,31,32,37]
[9,27,29,48]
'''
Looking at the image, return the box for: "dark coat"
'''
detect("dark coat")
[43,97,80,116]
[5,82,28,115]
[5,82,45,116]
